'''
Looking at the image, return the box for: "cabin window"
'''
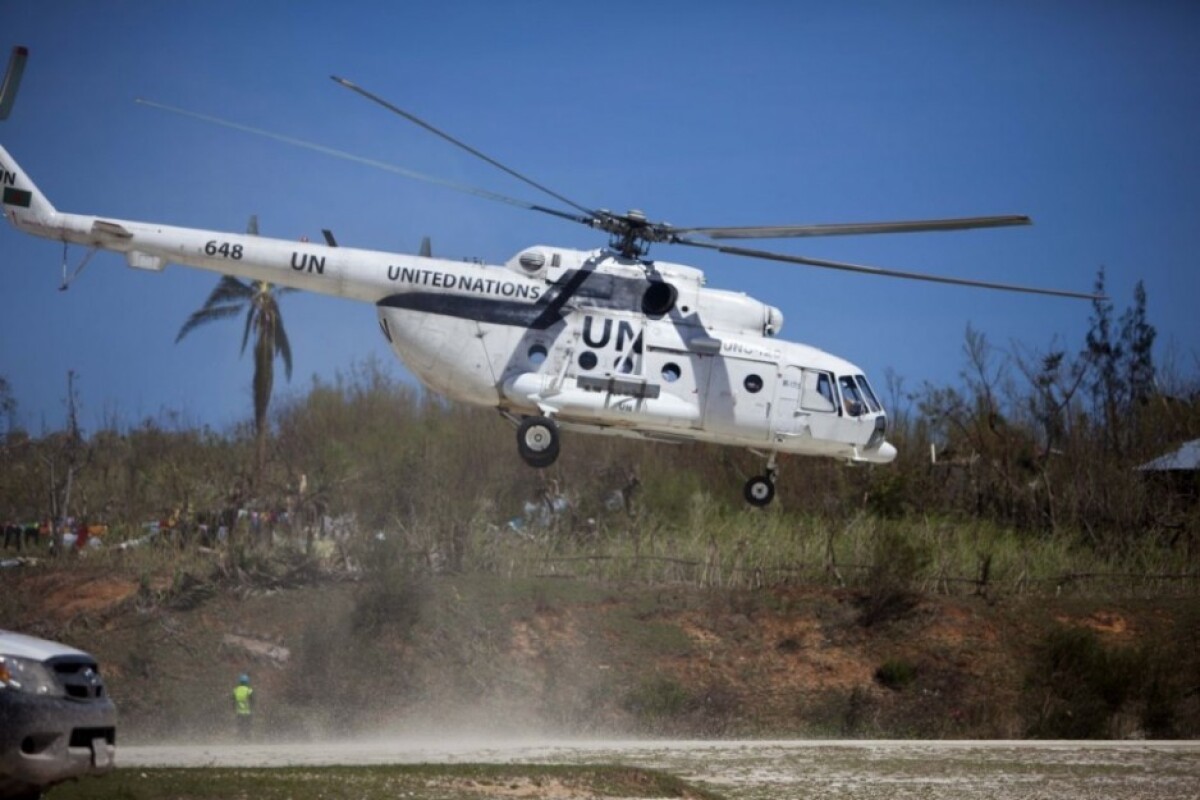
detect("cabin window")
[855,375,882,413]
[662,362,682,383]
[528,344,548,366]
[578,351,598,370]
[744,374,764,393]
[838,375,866,416]
[801,370,836,413]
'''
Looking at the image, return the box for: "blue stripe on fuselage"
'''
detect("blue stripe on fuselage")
[378,292,564,329]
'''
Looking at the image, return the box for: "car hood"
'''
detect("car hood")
[0,630,92,661]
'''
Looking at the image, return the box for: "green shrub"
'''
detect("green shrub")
[624,675,690,721]
[352,564,429,636]
[1024,625,1142,738]
[858,529,929,626]
[875,658,918,691]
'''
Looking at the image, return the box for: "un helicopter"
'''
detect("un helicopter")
[0,57,1097,505]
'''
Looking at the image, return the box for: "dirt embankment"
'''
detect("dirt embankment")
[4,562,1196,741]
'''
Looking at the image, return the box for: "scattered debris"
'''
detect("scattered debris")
[220,633,291,666]
[508,495,570,532]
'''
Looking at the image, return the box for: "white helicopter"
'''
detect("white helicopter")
[0,64,1096,505]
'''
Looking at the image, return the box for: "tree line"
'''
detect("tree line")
[0,270,1196,564]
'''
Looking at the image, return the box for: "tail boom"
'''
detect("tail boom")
[0,144,550,316]
[0,143,390,301]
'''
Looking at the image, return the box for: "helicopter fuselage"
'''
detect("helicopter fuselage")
[1,143,896,472]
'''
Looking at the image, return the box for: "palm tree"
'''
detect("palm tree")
[176,275,294,484]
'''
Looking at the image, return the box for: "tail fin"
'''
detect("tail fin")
[0,144,58,228]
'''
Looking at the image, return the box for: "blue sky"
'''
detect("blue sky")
[2,1,1198,433]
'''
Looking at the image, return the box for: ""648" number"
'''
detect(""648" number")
[204,240,243,260]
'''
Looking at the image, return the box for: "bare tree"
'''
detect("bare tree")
[40,371,92,554]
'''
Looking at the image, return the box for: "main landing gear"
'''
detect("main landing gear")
[743,452,779,507]
[514,416,778,506]
[516,415,560,468]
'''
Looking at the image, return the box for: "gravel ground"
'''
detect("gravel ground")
[120,739,1200,800]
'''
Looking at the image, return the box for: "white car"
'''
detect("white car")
[0,631,116,799]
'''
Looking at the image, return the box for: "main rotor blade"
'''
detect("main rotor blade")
[0,45,29,121]
[673,215,1032,240]
[673,237,1100,299]
[332,76,598,220]
[135,98,590,227]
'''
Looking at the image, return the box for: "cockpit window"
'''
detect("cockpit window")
[801,370,837,413]
[855,375,882,413]
[838,375,866,417]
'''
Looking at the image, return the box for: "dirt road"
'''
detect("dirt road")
[120,738,1200,799]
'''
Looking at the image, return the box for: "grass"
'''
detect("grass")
[45,764,724,800]
[456,495,1196,598]
[5,488,1192,607]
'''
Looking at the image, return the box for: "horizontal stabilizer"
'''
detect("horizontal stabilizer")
[92,219,133,240]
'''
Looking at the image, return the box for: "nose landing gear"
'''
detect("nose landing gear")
[517,415,560,468]
[743,452,779,507]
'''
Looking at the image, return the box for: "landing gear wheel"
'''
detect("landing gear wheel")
[743,475,775,507]
[517,415,560,468]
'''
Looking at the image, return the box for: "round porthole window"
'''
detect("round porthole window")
[578,351,598,370]
[744,374,763,393]
[662,363,681,382]
[528,344,548,366]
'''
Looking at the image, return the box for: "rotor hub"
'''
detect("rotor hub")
[592,208,674,258]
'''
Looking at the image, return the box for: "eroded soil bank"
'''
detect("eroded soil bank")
[6,562,1197,741]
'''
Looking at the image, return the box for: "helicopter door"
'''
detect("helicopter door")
[771,365,805,440]
[703,356,774,442]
